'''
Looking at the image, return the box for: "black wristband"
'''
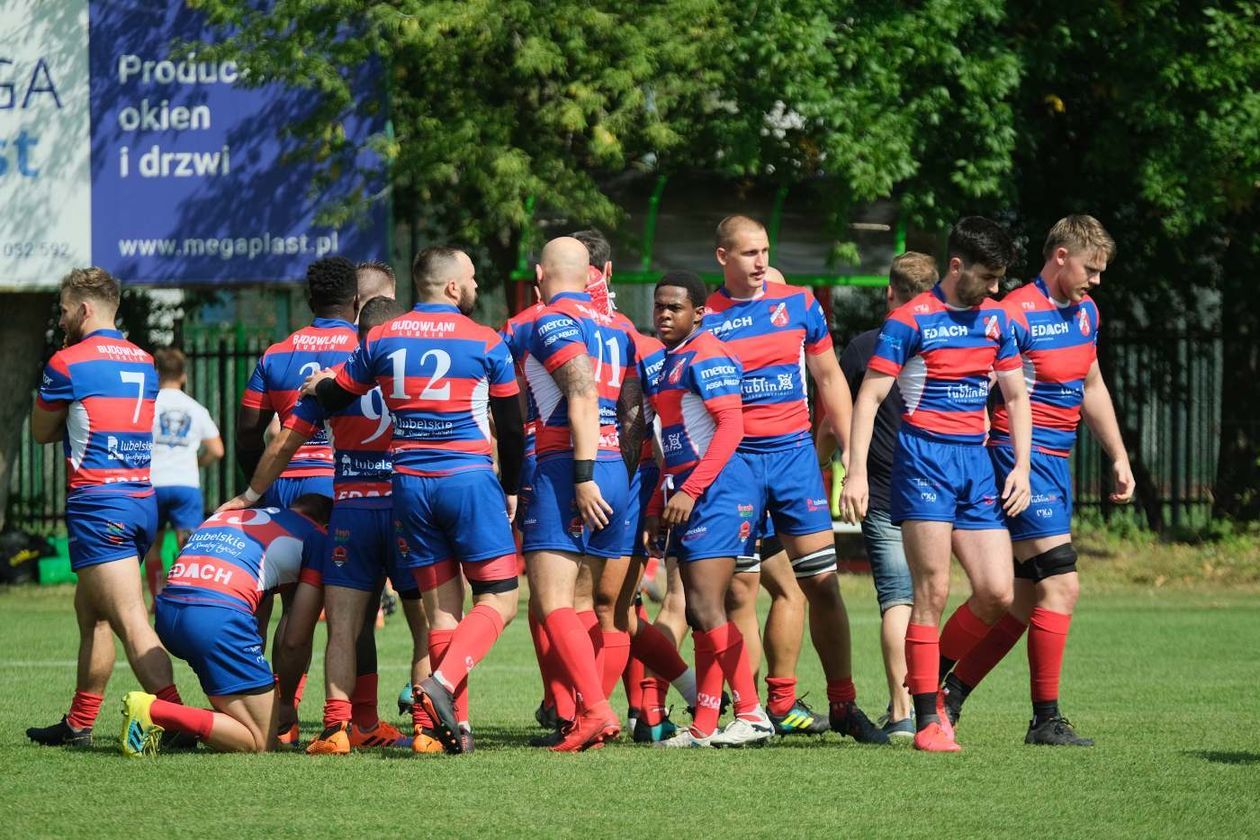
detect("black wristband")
[573,459,596,483]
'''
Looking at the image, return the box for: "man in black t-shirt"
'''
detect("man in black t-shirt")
[823,252,939,740]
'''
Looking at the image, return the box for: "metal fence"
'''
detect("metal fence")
[6,327,1225,534]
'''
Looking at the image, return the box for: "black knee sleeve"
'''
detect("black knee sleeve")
[1015,543,1077,582]
[469,576,520,597]
[791,546,838,579]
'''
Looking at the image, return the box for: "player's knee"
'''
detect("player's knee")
[1025,543,1079,582]
[973,587,1014,623]
[684,601,724,633]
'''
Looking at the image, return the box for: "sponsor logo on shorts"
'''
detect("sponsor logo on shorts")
[332,545,348,566]
[1034,508,1054,519]
[982,495,996,506]
[739,520,752,540]
[334,528,351,544]
[682,525,708,542]
[737,503,755,519]
[568,516,584,538]
[1030,493,1059,504]
[105,520,127,545]
[396,537,409,557]
[806,498,827,512]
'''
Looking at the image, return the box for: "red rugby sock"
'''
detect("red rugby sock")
[904,623,941,696]
[953,613,1027,688]
[323,697,352,728]
[543,608,605,714]
[528,610,555,707]
[600,630,631,701]
[640,677,669,726]
[150,699,214,740]
[939,602,992,671]
[624,650,645,713]
[350,673,379,729]
[427,628,469,721]
[433,604,505,693]
[1028,608,1072,703]
[765,676,797,716]
[630,620,688,682]
[578,610,605,697]
[709,623,759,718]
[690,630,724,737]
[66,691,103,730]
[826,677,857,705]
[155,684,183,705]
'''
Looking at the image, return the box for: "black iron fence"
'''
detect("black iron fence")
[6,328,1224,533]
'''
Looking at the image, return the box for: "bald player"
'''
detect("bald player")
[521,237,638,751]
[357,260,396,302]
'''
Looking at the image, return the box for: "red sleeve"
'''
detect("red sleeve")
[679,403,744,499]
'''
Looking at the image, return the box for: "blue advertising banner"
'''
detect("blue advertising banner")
[0,0,387,288]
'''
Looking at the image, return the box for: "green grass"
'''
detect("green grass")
[2,577,1258,839]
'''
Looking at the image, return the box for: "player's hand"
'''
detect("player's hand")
[642,515,663,558]
[839,473,868,524]
[505,494,518,522]
[298,367,336,398]
[1002,465,1032,516]
[216,494,253,513]
[1110,460,1135,504]
[661,491,696,527]
[575,480,613,530]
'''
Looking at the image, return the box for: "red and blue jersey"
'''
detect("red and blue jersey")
[285,387,393,503]
[990,277,1100,457]
[642,330,745,499]
[500,303,545,458]
[631,328,666,466]
[242,318,358,478]
[869,284,1022,445]
[334,303,518,477]
[159,507,323,614]
[702,282,833,452]
[37,329,157,495]
[525,291,638,461]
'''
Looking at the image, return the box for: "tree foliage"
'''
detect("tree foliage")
[146,1,1260,518]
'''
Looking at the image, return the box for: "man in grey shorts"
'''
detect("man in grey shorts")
[822,252,939,739]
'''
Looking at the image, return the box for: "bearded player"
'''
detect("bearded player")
[943,215,1134,745]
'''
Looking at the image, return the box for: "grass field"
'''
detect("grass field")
[3,571,1258,839]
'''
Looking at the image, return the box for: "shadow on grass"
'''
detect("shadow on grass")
[1187,750,1260,765]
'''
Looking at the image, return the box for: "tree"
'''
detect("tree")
[190,0,727,295]
[1004,0,1260,521]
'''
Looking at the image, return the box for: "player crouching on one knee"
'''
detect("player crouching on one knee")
[120,495,332,755]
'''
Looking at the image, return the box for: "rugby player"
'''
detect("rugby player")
[143,348,224,605]
[119,496,331,755]
[220,296,416,754]
[234,257,358,742]
[841,216,1032,752]
[302,246,525,755]
[520,236,639,751]
[943,215,1133,745]
[236,257,359,507]
[27,268,186,748]
[819,253,939,739]
[705,216,885,743]
[642,270,774,748]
